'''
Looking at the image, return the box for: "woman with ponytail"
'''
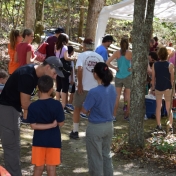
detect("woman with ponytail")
[82,62,116,176]
[106,38,132,120]
[8,29,22,74]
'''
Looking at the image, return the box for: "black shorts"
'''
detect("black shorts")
[56,75,69,93]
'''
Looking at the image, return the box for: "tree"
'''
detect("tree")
[24,0,36,30]
[85,0,104,40]
[36,0,44,22]
[129,0,155,148]
[78,0,85,37]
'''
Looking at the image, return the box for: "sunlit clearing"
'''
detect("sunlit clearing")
[73,167,88,173]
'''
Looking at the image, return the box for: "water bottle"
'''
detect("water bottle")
[68,84,72,93]
[144,114,148,120]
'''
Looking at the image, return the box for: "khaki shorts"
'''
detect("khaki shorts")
[73,90,88,107]
[155,89,172,101]
[115,75,132,89]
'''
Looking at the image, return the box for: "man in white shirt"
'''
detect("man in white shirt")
[70,38,104,139]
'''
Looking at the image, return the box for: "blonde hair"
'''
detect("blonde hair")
[9,29,20,50]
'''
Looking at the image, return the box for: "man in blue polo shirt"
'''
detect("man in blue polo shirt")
[95,35,115,62]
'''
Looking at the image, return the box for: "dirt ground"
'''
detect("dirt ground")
[0,102,176,176]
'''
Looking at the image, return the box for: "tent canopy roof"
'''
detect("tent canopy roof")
[95,0,176,48]
[103,0,176,22]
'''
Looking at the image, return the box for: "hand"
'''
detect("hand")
[52,120,57,128]
[77,84,83,94]
[115,67,119,72]
[152,90,155,96]
[128,68,132,72]
[70,80,74,85]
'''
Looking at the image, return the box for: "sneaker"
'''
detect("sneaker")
[69,131,79,139]
[66,104,74,111]
[113,116,117,122]
[124,116,129,121]
[64,107,71,114]
[154,125,166,134]
[80,112,88,119]
[20,117,30,125]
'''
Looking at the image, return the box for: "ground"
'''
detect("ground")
[0,102,176,176]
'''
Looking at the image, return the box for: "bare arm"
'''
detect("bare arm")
[58,121,64,127]
[30,120,57,130]
[64,51,74,61]
[151,64,155,91]
[169,63,174,87]
[26,51,36,64]
[106,51,119,71]
[77,66,83,94]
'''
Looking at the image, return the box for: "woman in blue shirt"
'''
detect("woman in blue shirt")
[106,38,132,120]
[82,62,116,176]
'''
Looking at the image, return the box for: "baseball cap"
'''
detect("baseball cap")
[102,35,116,42]
[55,27,65,34]
[45,56,64,77]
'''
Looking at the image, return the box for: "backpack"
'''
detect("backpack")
[34,42,48,62]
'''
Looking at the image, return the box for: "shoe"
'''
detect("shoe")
[124,116,129,121]
[20,117,30,125]
[169,127,173,134]
[64,107,71,114]
[80,112,88,119]
[69,131,79,139]
[66,104,74,111]
[113,116,117,122]
[154,125,166,134]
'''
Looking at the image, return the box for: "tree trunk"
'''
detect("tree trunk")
[65,0,71,35]
[24,0,36,30]
[36,0,44,22]
[85,0,104,41]
[129,0,155,148]
[78,0,85,37]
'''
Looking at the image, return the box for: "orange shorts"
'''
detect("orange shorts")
[32,146,61,166]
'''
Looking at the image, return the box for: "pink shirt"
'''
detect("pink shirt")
[16,43,35,67]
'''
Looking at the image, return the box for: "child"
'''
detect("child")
[0,70,9,94]
[27,75,65,176]
[82,62,116,176]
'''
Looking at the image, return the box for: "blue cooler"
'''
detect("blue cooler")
[145,98,156,118]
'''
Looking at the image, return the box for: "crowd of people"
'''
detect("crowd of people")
[0,26,175,176]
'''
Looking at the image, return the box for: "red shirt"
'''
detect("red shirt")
[46,36,57,58]
[16,43,35,67]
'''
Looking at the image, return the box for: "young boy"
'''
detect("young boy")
[27,75,65,176]
[0,70,9,94]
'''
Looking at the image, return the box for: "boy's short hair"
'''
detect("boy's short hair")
[38,75,53,93]
[0,70,8,79]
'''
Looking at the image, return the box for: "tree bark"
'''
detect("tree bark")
[24,0,36,30]
[129,0,155,148]
[85,0,104,41]
[35,0,44,22]
[78,0,85,37]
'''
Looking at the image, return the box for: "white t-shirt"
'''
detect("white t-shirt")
[75,51,104,91]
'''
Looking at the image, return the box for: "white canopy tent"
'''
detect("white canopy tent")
[95,0,176,48]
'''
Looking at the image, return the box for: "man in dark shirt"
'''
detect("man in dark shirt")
[0,56,64,176]
[46,27,64,58]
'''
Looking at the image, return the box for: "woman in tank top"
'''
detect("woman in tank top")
[151,47,174,134]
[106,38,132,121]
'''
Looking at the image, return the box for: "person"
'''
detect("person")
[149,51,159,67]
[15,28,36,67]
[0,56,64,176]
[95,35,115,62]
[153,36,159,51]
[106,38,132,120]
[81,62,116,176]
[69,38,104,139]
[0,70,9,94]
[151,47,174,133]
[8,29,23,74]
[27,75,65,176]
[149,38,155,52]
[46,27,65,58]
[65,46,76,112]
[55,33,75,110]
